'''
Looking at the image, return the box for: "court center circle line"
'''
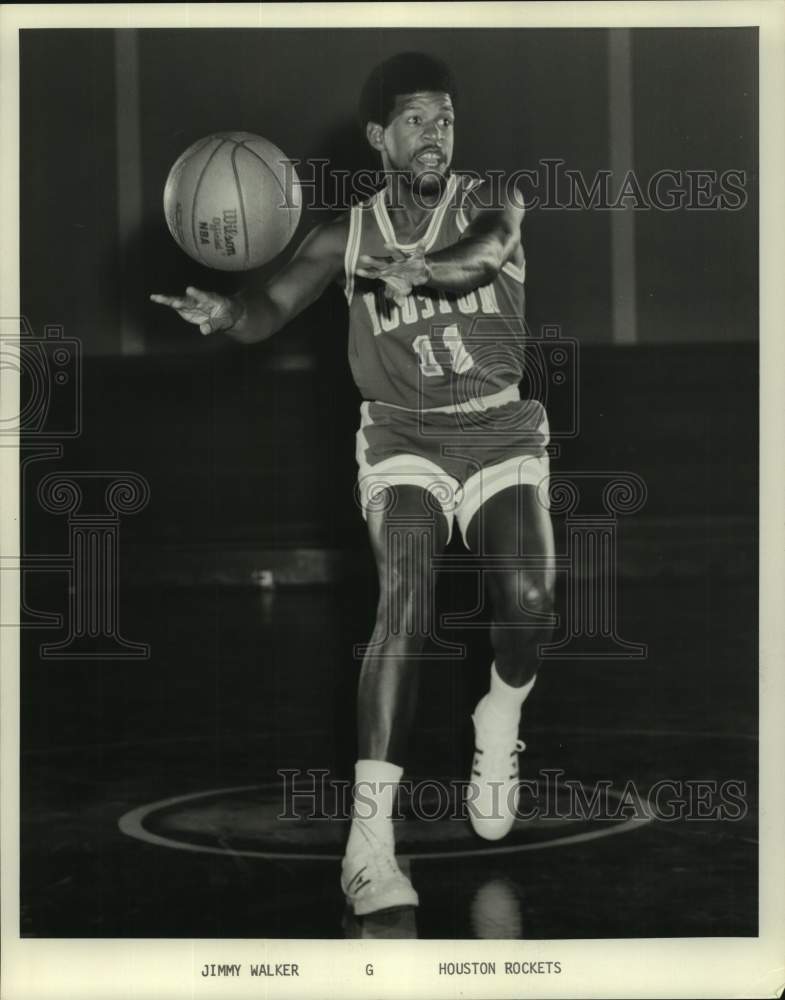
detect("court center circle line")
[118,783,653,862]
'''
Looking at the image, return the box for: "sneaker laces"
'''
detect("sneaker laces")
[344,823,401,884]
[473,711,526,776]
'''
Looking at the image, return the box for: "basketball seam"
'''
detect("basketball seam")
[165,137,217,240]
[238,140,296,237]
[188,134,222,160]
[230,144,251,267]
[191,139,230,264]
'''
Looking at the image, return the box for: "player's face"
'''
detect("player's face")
[378,92,455,190]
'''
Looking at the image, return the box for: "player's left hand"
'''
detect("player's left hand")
[356,243,431,306]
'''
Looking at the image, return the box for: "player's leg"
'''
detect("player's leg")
[467,482,556,686]
[358,485,450,763]
[463,481,556,840]
[343,483,451,914]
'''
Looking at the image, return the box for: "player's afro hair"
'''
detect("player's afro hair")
[358,52,457,129]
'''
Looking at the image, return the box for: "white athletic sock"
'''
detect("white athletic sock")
[345,759,403,858]
[482,662,536,722]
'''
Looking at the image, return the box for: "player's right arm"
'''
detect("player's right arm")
[150,216,348,344]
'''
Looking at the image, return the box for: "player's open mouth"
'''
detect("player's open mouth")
[415,149,443,166]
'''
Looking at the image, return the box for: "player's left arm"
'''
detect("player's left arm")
[356,182,524,299]
[425,189,524,293]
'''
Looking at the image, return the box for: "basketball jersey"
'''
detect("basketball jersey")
[343,173,527,410]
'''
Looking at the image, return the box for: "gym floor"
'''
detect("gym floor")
[21,569,757,939]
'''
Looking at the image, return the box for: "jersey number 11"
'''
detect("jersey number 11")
[412,325,475,377]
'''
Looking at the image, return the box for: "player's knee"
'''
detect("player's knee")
[523,576,555,616]
[495,574,554,622]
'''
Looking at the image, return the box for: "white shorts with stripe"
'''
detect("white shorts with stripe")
[355,384,551,546]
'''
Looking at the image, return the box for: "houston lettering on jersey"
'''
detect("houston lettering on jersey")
[360,283,502,337]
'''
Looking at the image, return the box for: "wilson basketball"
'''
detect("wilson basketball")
[163,132,301,271]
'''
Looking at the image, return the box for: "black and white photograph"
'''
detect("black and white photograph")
[1,3,783,998]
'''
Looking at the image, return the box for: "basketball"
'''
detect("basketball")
[163,132,302,271]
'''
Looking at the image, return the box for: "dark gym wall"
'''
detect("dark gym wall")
[20,30,120,353]
[20,28,757,356]
[633,29,758,343]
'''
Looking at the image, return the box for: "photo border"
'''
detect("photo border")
[1,3,783,998]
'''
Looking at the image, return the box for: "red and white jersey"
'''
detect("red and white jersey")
[343,173,527,410]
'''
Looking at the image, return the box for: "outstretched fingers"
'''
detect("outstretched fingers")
[150,288,212,309]
[185,286,214,304]
[355,255,389,279]
[383,242,409,263]
[150,293,192,308]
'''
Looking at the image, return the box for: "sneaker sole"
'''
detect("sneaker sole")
[344,880,419,917]
[468,812,517,841]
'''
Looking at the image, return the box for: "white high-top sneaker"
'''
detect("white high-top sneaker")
[467,694,526,841]
[341,825,419,916]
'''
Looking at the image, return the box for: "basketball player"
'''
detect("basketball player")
[152,53,555,917]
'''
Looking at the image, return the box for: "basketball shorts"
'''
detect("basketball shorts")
[355,384,551,546]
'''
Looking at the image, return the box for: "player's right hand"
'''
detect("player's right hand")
[149,286,241,335]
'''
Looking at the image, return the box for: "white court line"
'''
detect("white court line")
[118,783,653,862]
